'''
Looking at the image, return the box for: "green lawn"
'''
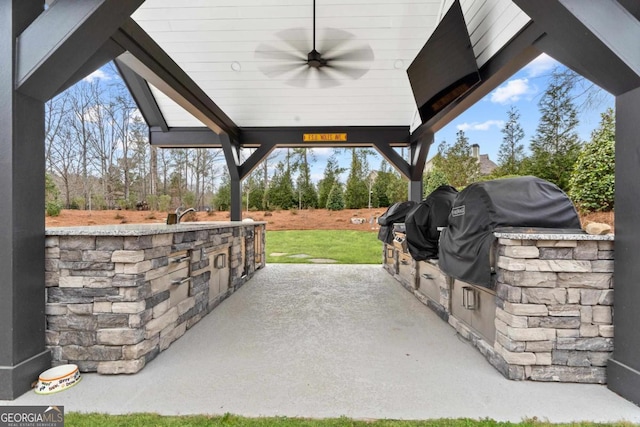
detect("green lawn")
[65,413,636,427]
[266,230,382,264]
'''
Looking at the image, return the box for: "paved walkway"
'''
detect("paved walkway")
[3,264,640,422]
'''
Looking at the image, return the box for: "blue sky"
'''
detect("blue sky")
[88,54,613,186]
[307,53,614,183]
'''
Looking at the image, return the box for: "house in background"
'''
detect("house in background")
[423,143,497,176]
[472,144,498,176]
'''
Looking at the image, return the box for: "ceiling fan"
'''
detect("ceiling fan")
[255,0,374,88]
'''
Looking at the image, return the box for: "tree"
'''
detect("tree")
[214,173,231,211]
[292,148,318,209]
[344,149,372,208]
[243,170,265,211]
[496,106,525,175]
[371,168,392,207]
[385,172,408,204]
[423,167,449,196]
[267,161,295,209]
[526,70,581,191]
[326,182,345,211]
[568,108,615,212]
[317,153,344,208]
[433,130,479,188]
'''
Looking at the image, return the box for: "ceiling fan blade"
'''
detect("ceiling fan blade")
[317,28,356,56]
[316,68,342,88]
[285,66,312,88]
[324,63,371,80]
[324,45,374,63]
[258,62,307,78]
[255,44,306,62]
[274,28,311,54]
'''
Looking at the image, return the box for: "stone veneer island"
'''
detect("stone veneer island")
[44,221,265,374]
[384,231,614,384]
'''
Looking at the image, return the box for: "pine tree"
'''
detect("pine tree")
[214,173,231,211]
[568,108,615,212]
[317,153,344,208]
[433,130,479,188]
[344,149,370,209]
[267,161,295,209]
[371,161,392,207]
[291,148,318,209]
[526,70,581,190]
[385,172,408,204]
[496,106,525,175]
[326,182,345,211]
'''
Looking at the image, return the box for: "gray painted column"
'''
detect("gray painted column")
[230,178,242,221]
[407,130,433,202]
[607,86,640,405]
[408,181,423,202]
[0,1,51,400]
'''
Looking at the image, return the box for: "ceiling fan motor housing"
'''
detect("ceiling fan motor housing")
[307,49,327,68]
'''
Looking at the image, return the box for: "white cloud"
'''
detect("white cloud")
[457,119,504,132]
[490,78,536,104]
[524,53,558,78]
[83,69,110,83]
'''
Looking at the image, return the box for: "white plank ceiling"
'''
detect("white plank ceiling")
[131,0,530,130]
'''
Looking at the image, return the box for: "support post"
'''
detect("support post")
[221,135,242,221]
[607,85,640,405]
[0,1,51,400]
[407,130,434,202]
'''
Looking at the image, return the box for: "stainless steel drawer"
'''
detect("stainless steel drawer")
[451,279,496,345]
[417,261,446,304]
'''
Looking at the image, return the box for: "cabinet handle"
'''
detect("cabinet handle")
[170,255,190,264]
[214,253,226,269]
[421,273,434,280]
[171,277,191,286]
[462,286,477,310]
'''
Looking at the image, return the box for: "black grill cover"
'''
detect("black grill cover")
[438,176,581,288]
[377,201,418,245]
[405,185,458,261]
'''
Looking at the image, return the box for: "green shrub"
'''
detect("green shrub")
[568,108,615,213]
[158,194,172,212]
[146,194,158,210]
[326,183,345,211]
[46,201,62,217]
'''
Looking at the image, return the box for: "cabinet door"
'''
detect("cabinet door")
[398,252,415,288]
[450,280,472,326]
[168,250,191,307]
[470,286,497,345]
[417,261,447,305]
[254,225,264,265]
[208,249,230,305]
[383,244,397,273]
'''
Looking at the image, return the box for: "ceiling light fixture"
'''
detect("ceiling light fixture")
[393,59,405,70]
[231,61,242,72]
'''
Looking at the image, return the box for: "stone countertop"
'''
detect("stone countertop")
[45,221,266,236]
[494,228,614,241]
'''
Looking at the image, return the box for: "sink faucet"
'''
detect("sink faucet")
[176,207,196,224]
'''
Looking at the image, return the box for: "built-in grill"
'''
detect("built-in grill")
[438,176,582,289]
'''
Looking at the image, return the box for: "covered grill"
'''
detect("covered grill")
[377,201,418,245]
[404,185,458,261]
[438,176,582,288]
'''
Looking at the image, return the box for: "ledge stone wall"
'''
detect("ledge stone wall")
[384,234,614,384]
[44,224,265,374]
[494,238,614,383]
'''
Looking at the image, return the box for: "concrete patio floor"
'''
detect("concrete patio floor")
[2,264,640,422]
